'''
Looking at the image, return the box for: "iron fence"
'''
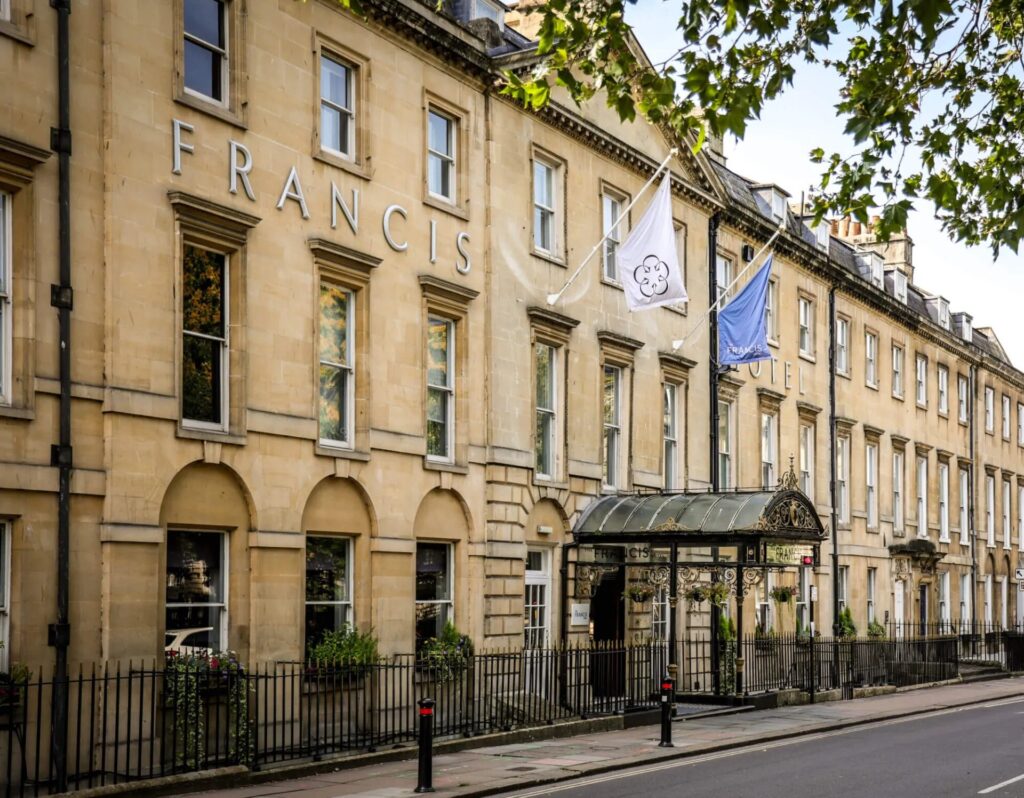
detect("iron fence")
[885,620,1023,665]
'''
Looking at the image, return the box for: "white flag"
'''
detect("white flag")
[618,174,687,311]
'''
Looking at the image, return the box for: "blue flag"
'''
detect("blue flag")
[718,255,773,365]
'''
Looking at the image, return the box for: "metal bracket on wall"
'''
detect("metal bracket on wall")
[50,284,74,311]
[50,444,73,469]
[47,623,71,648]
[49,126,72,156]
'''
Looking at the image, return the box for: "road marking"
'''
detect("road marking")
[501,698,1024,798]
[983,697,1024,708]
[979,772,1024,794]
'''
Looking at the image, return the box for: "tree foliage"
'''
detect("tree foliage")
[502,0,1024,254]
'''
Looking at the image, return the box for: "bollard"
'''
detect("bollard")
[415,698,436,793]
[658,675,674,748]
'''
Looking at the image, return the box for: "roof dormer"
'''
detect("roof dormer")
[855,250,884,289]
[884,267,907,304]
[952,311,972,343]
[752,184,790,224]
[923,294,951,330]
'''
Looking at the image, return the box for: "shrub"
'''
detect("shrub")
[307,624,380,668]
[867,620,886,639]
[418,621,473,683]
[769,585,796,604]
[838,607,858,640]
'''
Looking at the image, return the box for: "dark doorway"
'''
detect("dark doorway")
[590,569,625,699]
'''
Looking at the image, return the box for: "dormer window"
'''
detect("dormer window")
[892,270,907,304]
[753,185,789,224]
[938,300,950,330]
[815,221,829,252]
[470,0,505,26]
[924,295,951,330]
[856,251,883,288]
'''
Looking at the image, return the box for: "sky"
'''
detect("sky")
[627,3,1024,366]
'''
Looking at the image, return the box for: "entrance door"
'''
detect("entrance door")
[524,549,551,693]
[918,584,928,635]
[590,568,625,700]
[894,584,905,639]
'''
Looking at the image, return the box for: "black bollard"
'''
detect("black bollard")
[415,698,436,793]
[658,676,674,748]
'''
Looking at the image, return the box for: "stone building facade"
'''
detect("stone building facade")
[1,0,1022,670]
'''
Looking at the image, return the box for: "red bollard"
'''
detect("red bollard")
[659,676,674,748]
[415,698,436,792]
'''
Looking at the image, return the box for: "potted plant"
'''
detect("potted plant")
[307,624,380,682]
[867,620,886,639]
[705,581,730,608]
[685,585,707,607]
[0,663,30,715]
[624,583,655,604]
[417,621,473,684]
[769,585,796,605]
[838,607,858,640]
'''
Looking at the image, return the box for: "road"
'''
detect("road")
[497,697,1024,798]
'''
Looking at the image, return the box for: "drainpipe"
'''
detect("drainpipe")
[48,0,74,791]
[707,212,721,693]
[828,286,840,637]
[969,364,977,625]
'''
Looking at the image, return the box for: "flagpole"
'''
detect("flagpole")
[671,220,786,351]
[546,148,678,306]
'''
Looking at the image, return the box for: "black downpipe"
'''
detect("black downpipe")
[707,213,721,693]
[828,287,840,637]
[49,0,73,791]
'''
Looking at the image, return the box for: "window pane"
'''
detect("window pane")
[321,104,343,153]
[426,388,448,458]
[166,531,224,605]
[319,284,349,365]
[184,40,220,100]
[305,604,350,652]
[534,207,551,250]
[306,537,349,603]
[184,0,223,46]
[536,411,552,473]
[536,344,552,409]
[427,318,449,387]
[428,112,451,156]
[165,607,222,653]
[0,194,6,294]
[416,544,450,601]
[534,162,551,207]
[603,368,618,425]
[428,153,450,198]
[321,57,350,108]
[318,364,348,442]
[182,334,222,424]
[416,602,449,645]
[183,247,224,337]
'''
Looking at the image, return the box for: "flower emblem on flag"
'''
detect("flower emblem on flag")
[633,255,670,298]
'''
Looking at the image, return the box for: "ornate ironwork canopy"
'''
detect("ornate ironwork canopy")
[572,486,826,549]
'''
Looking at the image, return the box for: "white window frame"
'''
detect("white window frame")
[985,387,995,432]
[181,245,229,432]
[959,469,970,545]
[1003,479,1011,549]
[601,190,626,282]
[535,343,557,479]
[893,451,905,534]
[938,461,949,542]
[719,400,734,490]
[765,278,778,343]
[426,108,456,203]
[165,529,228,653]
[415,542,453,646]
[716,254,733,305]
[866,442,878,529]
[799,422,814,497]
[891,344,904,399]
[867,567,876,625]
[799,297,814,357]
[1018,403,1024,446]
[761,411,778,490]
[532,156,559,256]
[835,317,849,375]
[524,548,551,649]
[984,574,993,624]
[183,0,229,106]
[916,455,928,538]
[0,192,9,406]
[1001,575,1009,629]
[318,283,355,449]
[426,315,455,463]
[915,354,927,406]
[960,573,971,623]
[937,365,949,415]
[837,565,849,612]
[320,54,355,160]
[986,474,996,547]
[958,375,968,422]
[864,331,877,387]
[836,435,850,524]
[664,383,680,489]
[603,365,622,490]
[304,535,353,649]
[939,571,950,625]
[1003,394,1011,440]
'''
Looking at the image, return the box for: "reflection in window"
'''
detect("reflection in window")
[426,317,454,460]
[305,536,351,653]
[320,56,355,158]
[533,159,555,253]
[166,530,225,653]
[318,283,353,446]
[427,110,455,201]
[664,384,679,489]
[183,0,227,102]
[603,366,621,488]
[535,343,556,477]
[415,542,452,648]
[182,246,226,426]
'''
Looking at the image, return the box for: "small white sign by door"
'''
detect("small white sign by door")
[810,585,818,602]
[1016,567,1024,582]
[570,603,591,626]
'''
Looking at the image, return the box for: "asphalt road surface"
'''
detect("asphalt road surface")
[495,696,1024,798]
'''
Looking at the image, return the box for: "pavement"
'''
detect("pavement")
[191,678,1024,798]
